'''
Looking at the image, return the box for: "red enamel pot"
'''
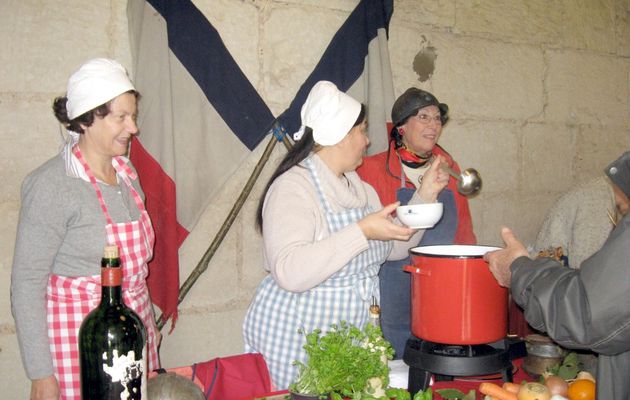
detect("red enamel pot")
[404,245,508,345]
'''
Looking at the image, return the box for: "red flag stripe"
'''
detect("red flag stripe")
[130,140,187,323]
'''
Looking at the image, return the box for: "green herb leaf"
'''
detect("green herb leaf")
[435,388,466,399]
[545,351,580,381]
[412,388,432,400]
[291,321,394,398]
[385,388,411,400]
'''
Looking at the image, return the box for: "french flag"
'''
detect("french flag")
[127,0,395,326]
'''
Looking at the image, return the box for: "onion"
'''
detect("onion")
[545,375,569,397]
[576,371,596,382]
[518,382,551,400]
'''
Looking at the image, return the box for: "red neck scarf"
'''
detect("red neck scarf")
[395,142,432,169]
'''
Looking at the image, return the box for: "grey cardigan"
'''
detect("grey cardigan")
[11,153,143,379]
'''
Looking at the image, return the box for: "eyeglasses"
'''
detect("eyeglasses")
[413,113,442,125]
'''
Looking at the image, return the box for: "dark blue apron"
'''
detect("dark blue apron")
[379,174,458,358]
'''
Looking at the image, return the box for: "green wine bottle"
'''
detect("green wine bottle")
[79,245,147,399]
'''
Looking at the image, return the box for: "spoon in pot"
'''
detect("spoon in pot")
[438,163,482,196]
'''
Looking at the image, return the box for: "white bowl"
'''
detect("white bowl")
[396,203,444,229]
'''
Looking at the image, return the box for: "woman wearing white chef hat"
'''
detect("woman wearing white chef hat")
[242,81,445,389]
[11,58,159,400]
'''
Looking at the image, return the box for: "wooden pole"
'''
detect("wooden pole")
[156,126,292,330]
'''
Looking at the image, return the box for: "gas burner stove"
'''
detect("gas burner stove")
[403,337,524,395]
[421,342,506,358]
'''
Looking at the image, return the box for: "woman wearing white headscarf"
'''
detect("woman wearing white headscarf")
[242,81,448,389]
[11,58,159,400]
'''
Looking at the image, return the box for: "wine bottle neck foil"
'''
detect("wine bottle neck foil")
[101,267,123,305]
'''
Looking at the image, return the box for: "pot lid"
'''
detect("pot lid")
[409,244,500,258]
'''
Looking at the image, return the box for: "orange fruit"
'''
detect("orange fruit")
[567,378,596,400]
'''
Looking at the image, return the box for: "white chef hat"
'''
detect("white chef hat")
[293,81,361,146]
[66,58,135,120]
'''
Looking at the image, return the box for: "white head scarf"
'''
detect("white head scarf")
[66,58,135,120]
[293,81,361,146]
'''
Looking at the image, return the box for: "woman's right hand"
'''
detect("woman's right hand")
[417,154,449,203]
[31,375,59,400]
[358,202,415,241]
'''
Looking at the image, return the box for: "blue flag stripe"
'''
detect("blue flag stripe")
[278,0,393,136]
[146,0,275,150]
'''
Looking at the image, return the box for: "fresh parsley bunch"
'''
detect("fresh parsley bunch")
[290,321,394,399]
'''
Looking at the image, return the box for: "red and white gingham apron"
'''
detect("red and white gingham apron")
[46,145,159,399]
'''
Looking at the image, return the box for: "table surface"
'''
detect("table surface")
[250,358,533,400]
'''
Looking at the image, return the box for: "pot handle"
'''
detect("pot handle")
[403,265,431,276]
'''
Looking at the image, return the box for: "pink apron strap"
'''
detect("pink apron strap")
[72,145,146,224]
[112,155,147,213]
[72,145,114,226]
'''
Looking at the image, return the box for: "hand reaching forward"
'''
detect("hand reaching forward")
[358,202,416,242]
[483,227,530,287]
[417,154,450,203]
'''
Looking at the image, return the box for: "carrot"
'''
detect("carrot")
[479,382,518,400]
[502,382,521,394]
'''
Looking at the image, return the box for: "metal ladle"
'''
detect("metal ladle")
[439,164,482,196]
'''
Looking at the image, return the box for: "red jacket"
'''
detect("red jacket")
[357,142,477,245]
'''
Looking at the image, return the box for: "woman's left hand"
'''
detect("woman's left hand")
[417,154,450,203]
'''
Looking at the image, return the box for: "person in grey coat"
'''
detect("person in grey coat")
[484,151,630,400]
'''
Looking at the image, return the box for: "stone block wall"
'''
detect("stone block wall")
[1,0,628,397]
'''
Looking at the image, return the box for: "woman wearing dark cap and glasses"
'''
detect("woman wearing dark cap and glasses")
[357,88,476,358]
[484,151,630,399]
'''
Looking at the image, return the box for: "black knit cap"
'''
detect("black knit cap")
[605,151,630,199]
[391,88,449,126]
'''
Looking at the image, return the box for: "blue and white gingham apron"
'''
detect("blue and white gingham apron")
[243,157,392,389]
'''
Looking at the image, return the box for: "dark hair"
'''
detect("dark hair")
[255,104,366,232]
[354,103,367,129]
[52,90,140,134]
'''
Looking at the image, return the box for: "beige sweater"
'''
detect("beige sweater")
[261,154,425,292]
[535,176,616,268]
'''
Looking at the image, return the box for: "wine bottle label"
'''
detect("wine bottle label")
[103,349,146,399]
[102,267,123,286]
